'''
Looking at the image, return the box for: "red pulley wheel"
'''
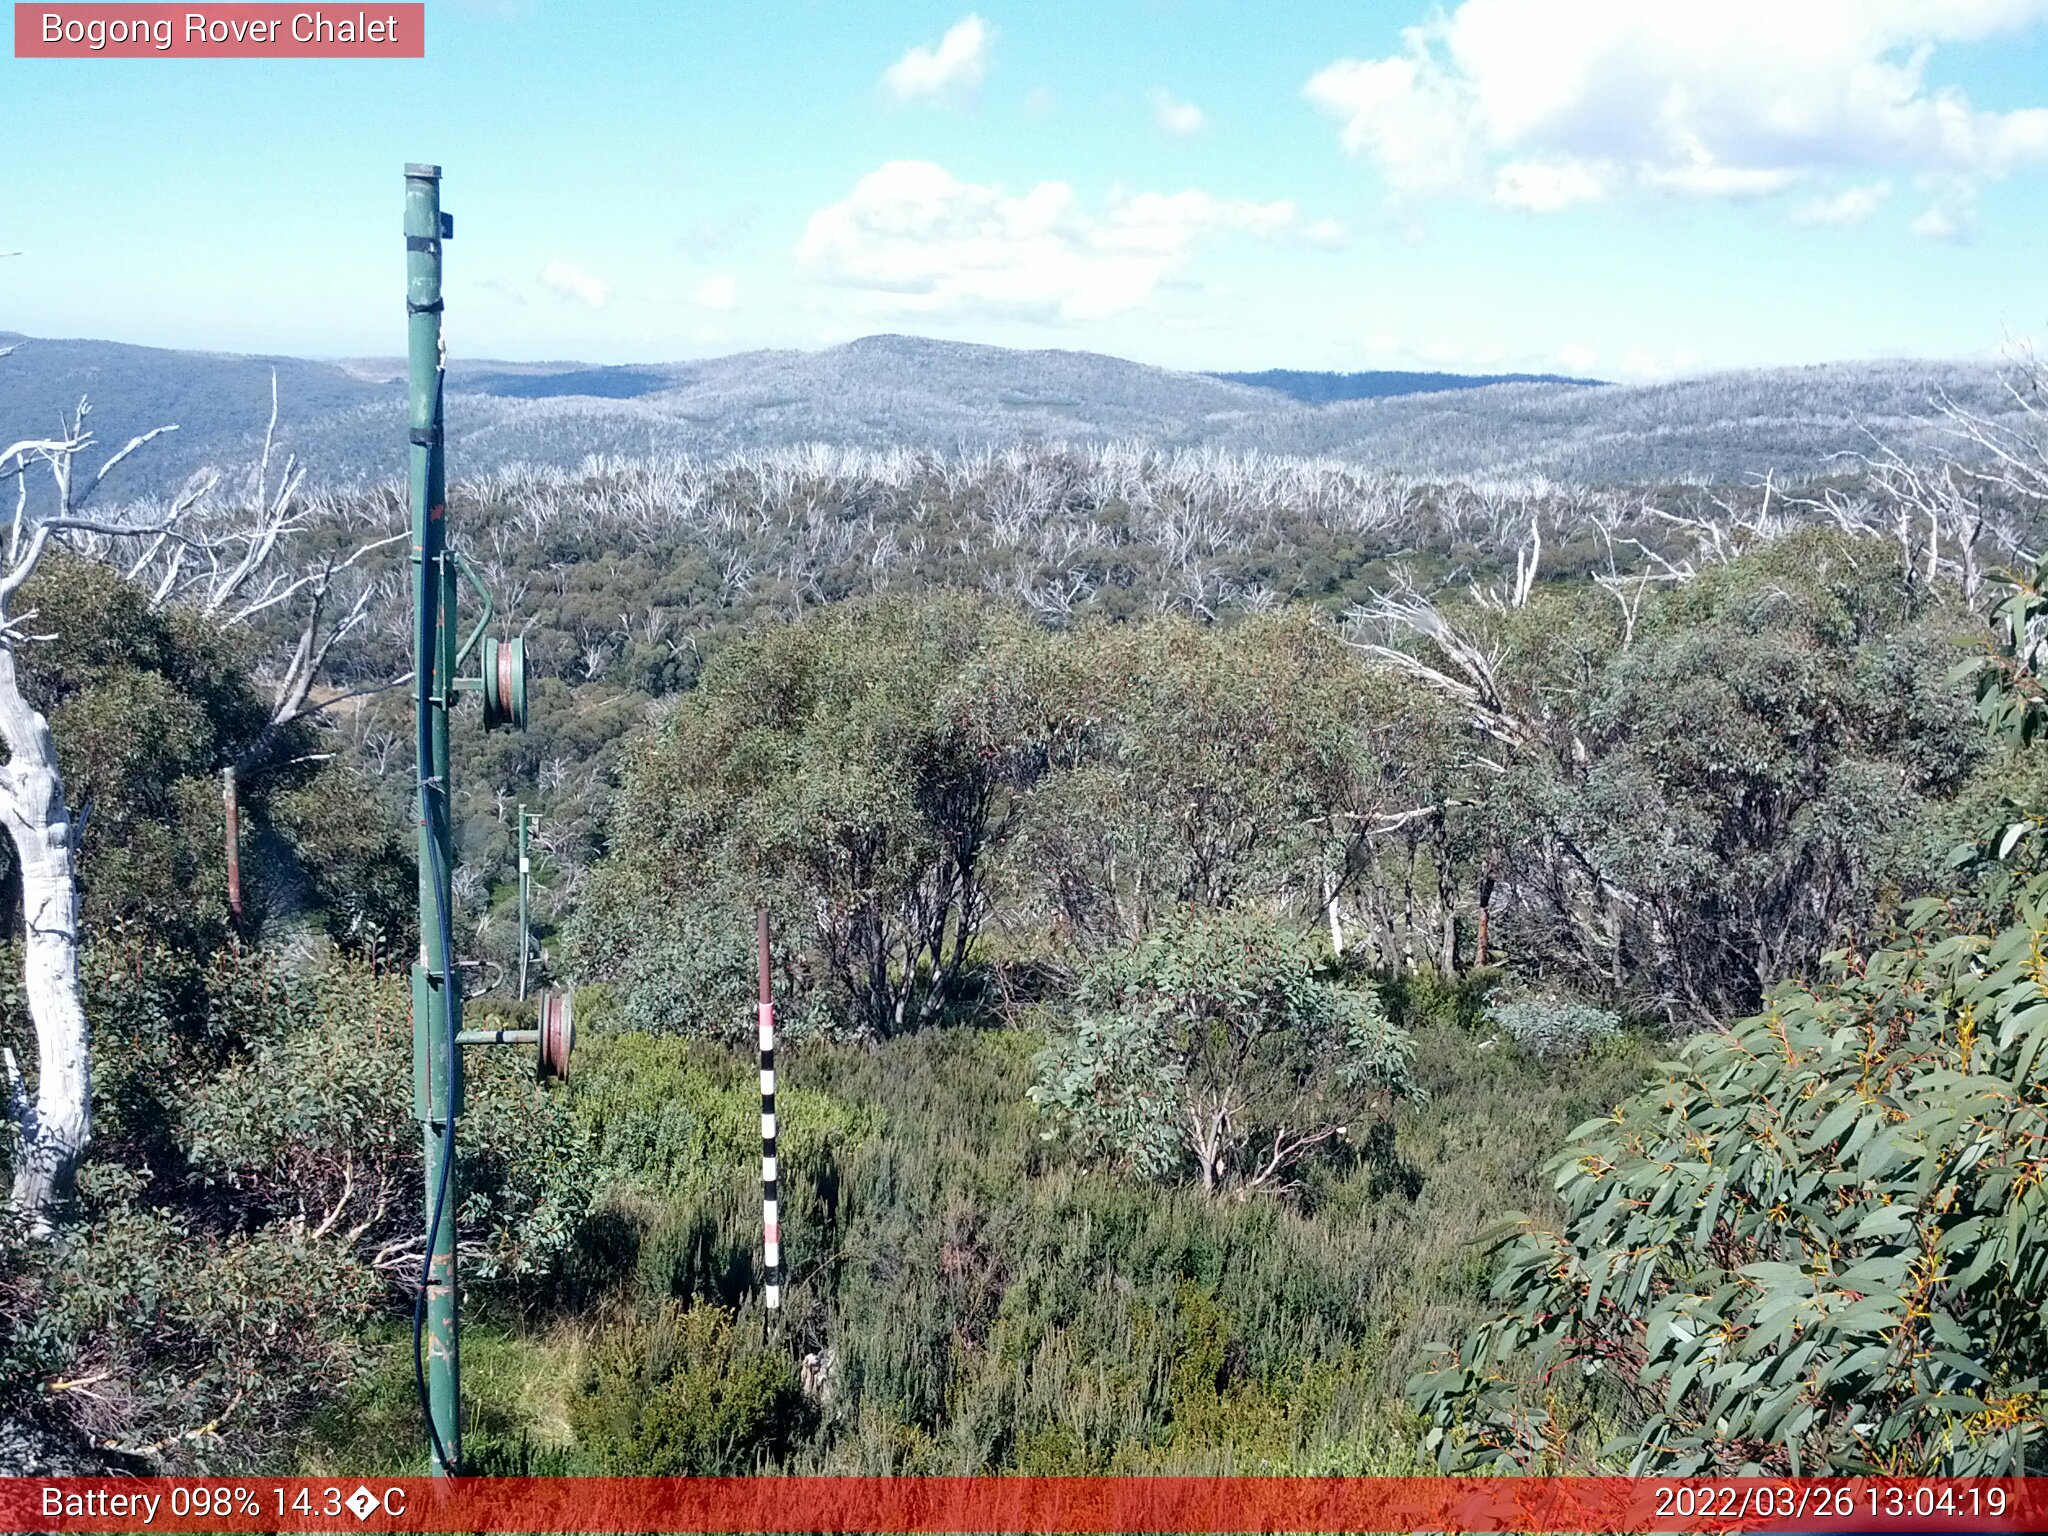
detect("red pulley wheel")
[537,988,574,1080]
[479,636,529,731]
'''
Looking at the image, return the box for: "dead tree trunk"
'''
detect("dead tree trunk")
[0,646,88,1229]
[0,386,193,1231]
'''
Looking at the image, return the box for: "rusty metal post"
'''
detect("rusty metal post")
[221,766,242,924]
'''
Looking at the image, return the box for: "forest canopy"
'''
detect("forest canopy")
[4,403,2046,1475]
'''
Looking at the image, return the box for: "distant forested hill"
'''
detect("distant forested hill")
[1211,367,1605,402]
[0,329,2019,493]
[0,330,391,494]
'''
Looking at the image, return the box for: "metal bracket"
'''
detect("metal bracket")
[451,550,495,670]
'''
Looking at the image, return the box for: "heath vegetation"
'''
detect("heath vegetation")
[5,350,2048,1475]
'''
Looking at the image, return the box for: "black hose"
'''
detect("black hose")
[412,818,459,1476]
[411,367,459,1477]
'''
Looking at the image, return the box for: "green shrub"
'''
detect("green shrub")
[1377,966,1499,1033]
[1412,885,2048,1474]
[3,946,597,1470]
[571,1032,880,1195]
[1,1164,377,1472]
[1030,909,1417,1195]
[1485,995,1622,1059]
[178,955,594,1289]
[1410,544,2048,1477]
[294,1015,1653,1479]
[569,1301,810,1473]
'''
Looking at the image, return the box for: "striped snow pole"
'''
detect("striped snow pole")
[757,908,781,1312]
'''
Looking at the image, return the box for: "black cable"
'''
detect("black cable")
[411,365,460,1478]
[412,817,459,1476]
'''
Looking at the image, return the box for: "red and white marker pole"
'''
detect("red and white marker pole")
[757,908,781,1312]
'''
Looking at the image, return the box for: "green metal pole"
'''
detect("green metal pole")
[405,161,461,1478]
[517,805,530,1002]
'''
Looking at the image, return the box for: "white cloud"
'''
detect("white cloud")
[1305,54,1472,193]
[538,259,611,309]
[883,15,990,102]
[1912,205,1962,240]
[477,274,530,308]
[1616,345,1705,381]
[1149,89,1205,138]
[1305,1,2048,216]
[1493,158,1608,210]
[1643,164,1802,200]
[690,274,739,311]
[1912,184,1980,241]
[1299,217,1350,249]
[795,160,1296,322]
[1790,181,1892,226]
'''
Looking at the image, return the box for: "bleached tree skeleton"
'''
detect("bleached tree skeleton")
[105,375,410,919]
[0,388,204,1230]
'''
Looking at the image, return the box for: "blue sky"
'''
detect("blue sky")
[6,0,2048,378]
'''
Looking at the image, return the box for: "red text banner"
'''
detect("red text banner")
[14,4,424,58]
[1,1476,2042,1533]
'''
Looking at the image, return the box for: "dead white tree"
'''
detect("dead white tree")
[1587,499,1697,650]
[110,377,408,919]
[1346,574,1534,754]
[0,395,197,1230]
[1777,361,2048,604]
[135,379,406,717]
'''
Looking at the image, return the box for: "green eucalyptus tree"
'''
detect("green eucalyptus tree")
[1030,907,1417,1196]
[572,594,1053,1041]
[1409,548,2048,1475]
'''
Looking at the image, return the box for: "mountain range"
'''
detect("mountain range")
[0,330,2018,494]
